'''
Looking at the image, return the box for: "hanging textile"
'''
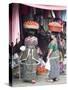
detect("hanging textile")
[12,4,20,46]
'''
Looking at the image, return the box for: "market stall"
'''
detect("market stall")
[9,3,66,84]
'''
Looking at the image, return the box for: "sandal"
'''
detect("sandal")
[31,79,36,84]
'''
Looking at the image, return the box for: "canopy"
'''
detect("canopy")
[23,4,66,10]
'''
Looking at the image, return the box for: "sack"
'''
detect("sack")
[45,58,50,71]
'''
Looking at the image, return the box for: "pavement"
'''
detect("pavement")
[12,72,67,87]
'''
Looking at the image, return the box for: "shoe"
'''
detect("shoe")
[52,78,59,82]
[47,79,53,82]
[31,79,36,84]
[53,78,57,82]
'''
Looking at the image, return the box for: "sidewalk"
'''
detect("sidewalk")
[13,72,67,87]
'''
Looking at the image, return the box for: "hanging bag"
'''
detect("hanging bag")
[45,57,50,71]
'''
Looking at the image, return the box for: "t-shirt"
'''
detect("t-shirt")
[48,41,58,52]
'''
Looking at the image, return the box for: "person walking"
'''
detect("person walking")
[20,31,39,83]
[47,33,60,82]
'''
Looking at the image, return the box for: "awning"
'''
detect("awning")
[23,4,66,10]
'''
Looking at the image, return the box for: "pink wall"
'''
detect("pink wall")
[9,4,20,46]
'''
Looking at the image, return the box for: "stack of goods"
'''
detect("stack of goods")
[23,20,39,29]
[48,22,63,32]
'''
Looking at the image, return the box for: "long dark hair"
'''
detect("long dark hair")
[27,29,36,36]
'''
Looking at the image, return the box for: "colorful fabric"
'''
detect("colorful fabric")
[48,40,60,79]
[48,41,58,52]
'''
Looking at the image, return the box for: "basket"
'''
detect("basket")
[23,20,39,29]
[48,22,63,32]
[36,66,48,75]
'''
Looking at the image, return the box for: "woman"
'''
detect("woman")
[47,33,60,81]
[20,30,39,83]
